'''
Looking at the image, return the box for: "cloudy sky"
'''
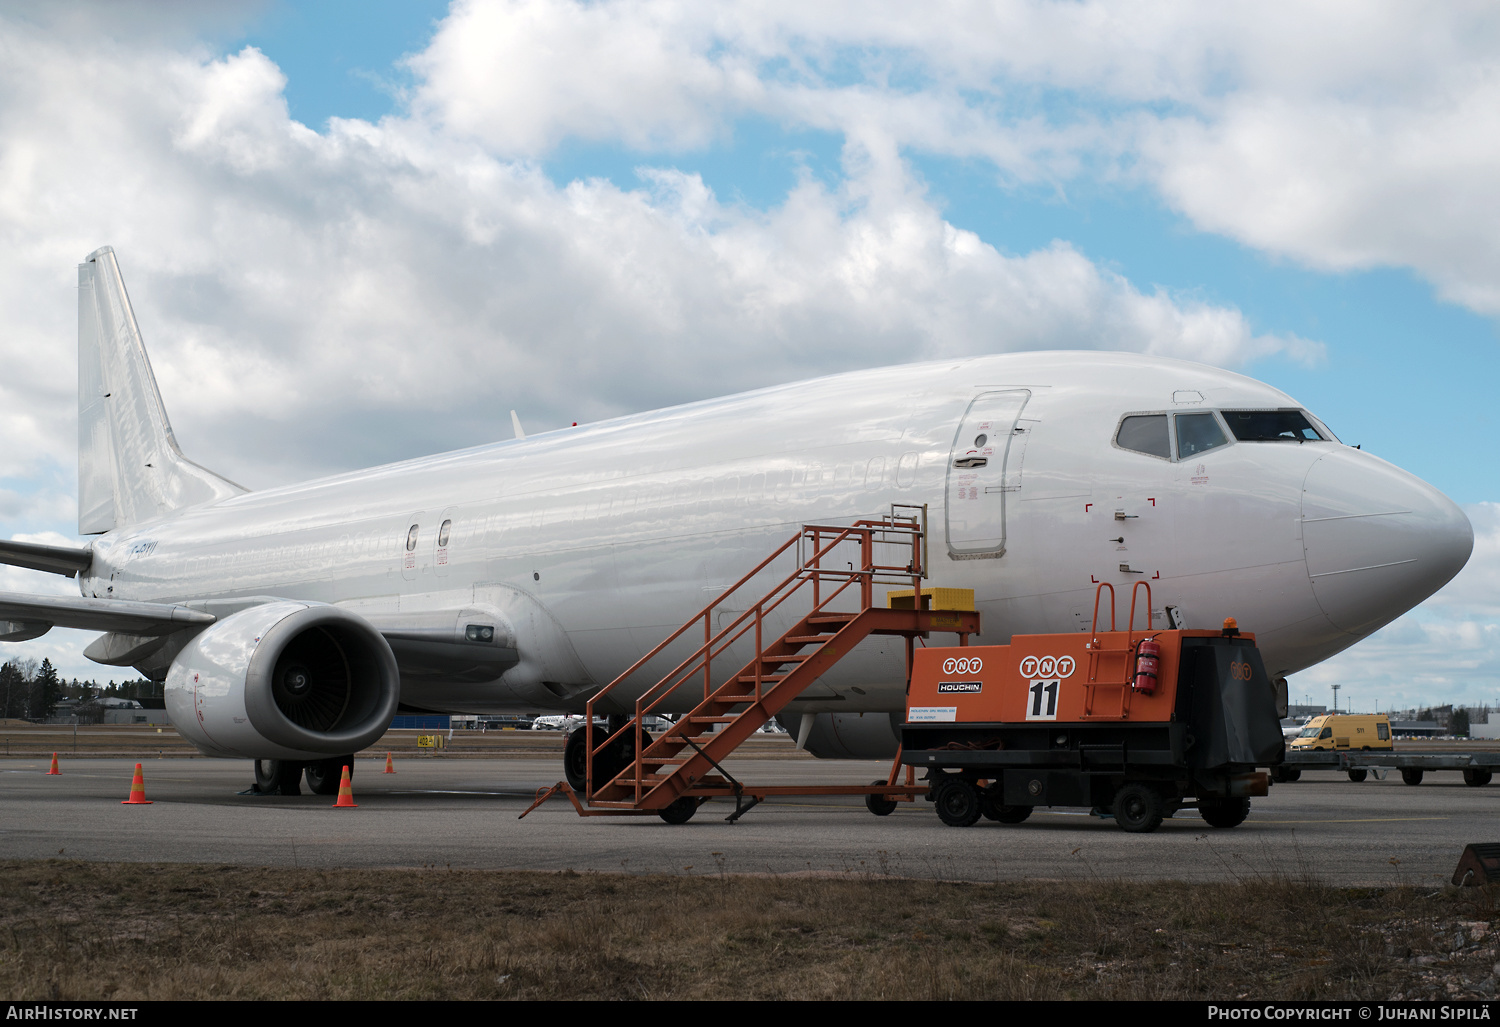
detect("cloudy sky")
[1,0,1497,712]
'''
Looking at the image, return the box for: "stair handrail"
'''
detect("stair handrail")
[584,516,924,799]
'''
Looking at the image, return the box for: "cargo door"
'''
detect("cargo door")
[945,390,1030,557]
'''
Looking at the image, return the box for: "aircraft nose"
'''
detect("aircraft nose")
[1302,449,1472,635]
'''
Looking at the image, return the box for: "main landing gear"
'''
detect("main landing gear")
[253,755,354,796]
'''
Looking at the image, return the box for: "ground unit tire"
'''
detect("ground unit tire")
[1401,768,1424,786]
[934,778,982,827]
[658,796,698,824]
[1113,783,1164,833]
[994,805,1032,824]
[1199,797,1250,828]
[1347,768,1368,783]
[866,781,898,817]
[1464,769,1493,787]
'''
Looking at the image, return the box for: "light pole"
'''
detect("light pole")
[1331,683,1341,714]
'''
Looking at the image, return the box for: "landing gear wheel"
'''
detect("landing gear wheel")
[865,781,898,817]
[564,727,589,790]
[304,755,353,796]
[934,778,982,827]
[565,726,651,792]
[1464,769,1493,787]
[254,759,303,796]
[1347,769,1368,783]
[1401,768,1424,786]
[1198,797,1251,829]
[1113,783,1164,833]
[658,796,699,824]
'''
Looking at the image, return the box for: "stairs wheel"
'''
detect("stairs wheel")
[865,781,897,817]
[658,796,699,824]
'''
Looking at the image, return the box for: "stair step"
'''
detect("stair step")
[807,613,857,624]
[784,634,835,644]
[736,673,789,683]
[640,755,690,765]
[688,715,739,723]
[760,653,814,663]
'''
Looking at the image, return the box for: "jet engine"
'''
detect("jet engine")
[780,712,903,760]
[164,601,400,759]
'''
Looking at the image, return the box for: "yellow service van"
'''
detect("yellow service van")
[1288,714,1393,751]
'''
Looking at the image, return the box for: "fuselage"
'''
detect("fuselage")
[79,351,1473,716]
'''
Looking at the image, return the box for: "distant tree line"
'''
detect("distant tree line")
[0,660,158,721]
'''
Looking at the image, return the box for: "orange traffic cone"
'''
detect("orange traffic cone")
[46,753,59,775]
[384,753,395,774]
[121,763,152,804]
[332,764,357,808]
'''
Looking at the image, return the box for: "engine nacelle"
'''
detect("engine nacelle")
[778,712,903,760]
[165,601,400,759]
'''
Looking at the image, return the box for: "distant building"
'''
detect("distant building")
[1390,721,1443,738]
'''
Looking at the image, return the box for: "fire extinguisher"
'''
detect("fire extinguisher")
[1133,638,1161,694]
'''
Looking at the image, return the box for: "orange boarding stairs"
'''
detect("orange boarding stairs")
[522,508,981,822]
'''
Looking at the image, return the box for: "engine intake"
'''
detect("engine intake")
[166,602,400,759]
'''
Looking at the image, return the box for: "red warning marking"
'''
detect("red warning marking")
[1148,498,1156,506]
[1085,503,1093,512]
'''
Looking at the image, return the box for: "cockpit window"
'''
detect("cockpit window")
[1221,409,1325,442]
[1116,415,1171,459]
[1176,412,1229,458]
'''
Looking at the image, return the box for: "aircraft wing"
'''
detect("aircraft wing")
[0,588,517,683]
[0,539,93,576]
[0,590,215,641]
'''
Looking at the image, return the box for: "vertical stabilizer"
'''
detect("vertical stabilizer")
[78,247,246,534]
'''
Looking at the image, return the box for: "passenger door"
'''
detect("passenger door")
[945,390,1030,558]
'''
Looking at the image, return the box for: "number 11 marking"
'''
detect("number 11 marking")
[1027,679,1060,721]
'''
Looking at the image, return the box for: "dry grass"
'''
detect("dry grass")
[2,860,1498,1000]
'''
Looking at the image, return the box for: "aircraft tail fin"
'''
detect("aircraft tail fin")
[77,247,246,534]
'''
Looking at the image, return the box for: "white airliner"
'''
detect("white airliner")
[0,248,1473,794]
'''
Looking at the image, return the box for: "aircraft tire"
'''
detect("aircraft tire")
[658,796,698,824]
[1347,768,1368,782]
[564,728,589,790]
[305,755,353,795]
[1198,797,1251,829]
[254,759,303,796]
[565,726,652,792]
[1401,768,1424,786]
[865,781,898,817]
[934,778,982,827]
[1113,783,1164,833]
[1464,769,1493,787]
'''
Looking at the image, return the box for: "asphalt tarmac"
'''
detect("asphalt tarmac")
[3,755,1496,886]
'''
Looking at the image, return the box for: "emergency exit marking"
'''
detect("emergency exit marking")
[1026,679,1061,720]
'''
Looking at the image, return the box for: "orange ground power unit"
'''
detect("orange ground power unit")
[901,587,1284,833]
